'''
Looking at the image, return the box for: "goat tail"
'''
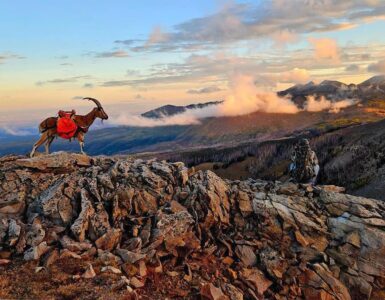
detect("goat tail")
[38,123,45,133]
[39,117,57,133]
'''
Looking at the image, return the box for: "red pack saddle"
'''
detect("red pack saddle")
[57,110,78,139]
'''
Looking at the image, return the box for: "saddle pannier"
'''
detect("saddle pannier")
[56,110,78,139]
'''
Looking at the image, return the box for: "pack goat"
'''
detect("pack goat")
[30,98,108,157]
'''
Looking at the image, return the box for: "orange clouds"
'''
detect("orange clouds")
[220,74,300,115]
[272,30,299,48]
[308,37,340,62]
[147,26,169,45]
[280,68,310,84]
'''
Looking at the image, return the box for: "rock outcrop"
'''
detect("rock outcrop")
[0,152,384,299]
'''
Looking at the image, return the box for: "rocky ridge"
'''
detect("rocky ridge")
[0,152,384,299]
[278,75,385,108]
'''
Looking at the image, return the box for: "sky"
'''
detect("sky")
[1,0,385,132]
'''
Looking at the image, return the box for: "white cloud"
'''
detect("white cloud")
[125,1,385,52]
[0,126,32,136]
[308,37,340,62]
[187,86,223,94]
[95,50,129,58]
[368,59,385,73]
[0,53,25,64]
[146,26,169,45]
[112,74,357,127]
[280,68,311,84]
[305,96,356,113]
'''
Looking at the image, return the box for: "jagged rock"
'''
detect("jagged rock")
[277,182,299,195]
[60,249,82,259]
[237,191,253,216]
[122,237,142,251]
[259,247,288,279]
[185,170,230,229]
[8,219,21,246]
[0,259,11,265]
[130,277,145,288]
[295,230,309,247]
[299,264,351,300]
[319,185,346,193]
[340,271,372,300]
[89,202,111,240]
[26,222,45,247]
[95,229,122,251]
[98,249,122,265]
[168,200,187,213]
[43,249,59,267]
[235,245,257,267]
[138,260,147,277]
[115,248,146,264]
[1,153,385,300]
[139,218,151,246]
[15,152,92,171]
[240,268,272,296]
[101,266,122,274]
[60,235,92,252]
[81,246,97,259]
[83,264,96,279]
[111,276,130,291]
[344,231,361,248]
[70,189,95,242]
[221,284,243,300]
[173,161,189,186]
[0,191,26,217]
[0,219,9,242]
[28,179,72,225]
[201,283,229,300]
[156,210,200,253]
[24,242,50,261]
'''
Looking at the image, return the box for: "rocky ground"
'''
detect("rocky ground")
[0,152,384,299]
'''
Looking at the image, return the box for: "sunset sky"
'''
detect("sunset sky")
[1,0,385,132]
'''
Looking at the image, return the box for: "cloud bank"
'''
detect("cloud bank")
[187,86,223,94]
[113,75,357,127]
[368,59,385,73]
[0,126,33,136]
[125,1,385,52]
[305,96,356,113]
[94,50,129,58]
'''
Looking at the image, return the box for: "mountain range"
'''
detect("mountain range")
[1,76,385,156]
[141,75,385,119]
[1,76,385,200]
[278,75,385,108]
[141,100,223,118]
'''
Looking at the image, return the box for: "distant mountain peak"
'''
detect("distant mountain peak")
[278,76,385,108]
[320,80,346,87]
[141,100,223,119]
[360,75,385,86]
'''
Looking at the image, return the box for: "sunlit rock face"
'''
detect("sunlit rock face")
[0,152,384,299]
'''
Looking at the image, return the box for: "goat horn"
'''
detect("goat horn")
[83,97,102,108]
